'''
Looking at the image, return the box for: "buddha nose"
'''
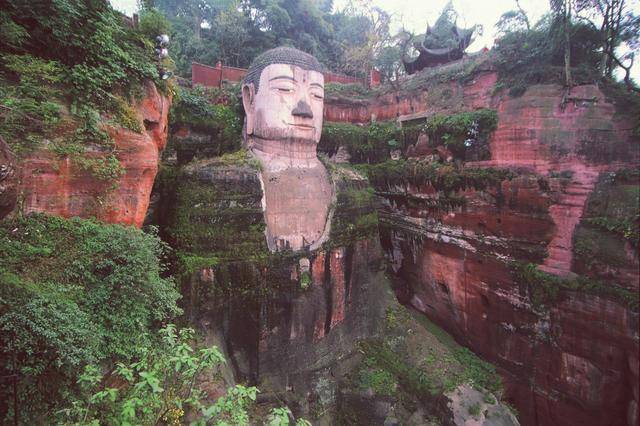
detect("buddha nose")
[292,100,313,118]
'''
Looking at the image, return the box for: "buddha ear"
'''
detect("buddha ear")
[242,83,255,135]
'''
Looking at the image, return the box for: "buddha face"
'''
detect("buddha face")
[242,63,324,144]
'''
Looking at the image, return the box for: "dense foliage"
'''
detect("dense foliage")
[493,16,603,96]
[320,109,497,164]
[0,214,180,422]
[0,0,165,184]
[62,324,259,425]
[170,85,243,159]
[141,0,396,79]
[403,109,498,161]
[359,159,513,195]
[320,121,401,163]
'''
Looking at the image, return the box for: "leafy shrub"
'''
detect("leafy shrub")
[0,1,164,184]
[61,324,255,425]
[513,262,639,311]
[170,86,243,159]
[493,17,602,95]
[0,214,181,422]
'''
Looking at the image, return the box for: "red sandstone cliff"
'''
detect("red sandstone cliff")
[16,81,170,227]
[326,68,639,426]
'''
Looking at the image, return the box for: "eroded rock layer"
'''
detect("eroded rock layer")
[17,81,170,227]
[327,70,639,425]
[156,153,518,423]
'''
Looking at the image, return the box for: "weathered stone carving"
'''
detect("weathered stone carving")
[242,46,332,251]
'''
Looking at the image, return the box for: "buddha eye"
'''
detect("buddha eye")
[312,93,324,100]
[276,87,294,93]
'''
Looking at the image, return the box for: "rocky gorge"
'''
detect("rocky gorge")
[1,42,638,426]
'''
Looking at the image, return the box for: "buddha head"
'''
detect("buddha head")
[242,47,325,150]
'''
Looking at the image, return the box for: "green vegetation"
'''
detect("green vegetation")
[166,156,266,260]
[321,109,497,164]
[328,177,379,247]
[513,262,639,312]
[360,160,513,195]
[493,3,640,134]
[61,324,255,425]
[300,271,312,290]
[170,85,243,160]
[147,0,395,80]
[392,53,489,95]
[468,403,481,417]
[357,358,398,396]
[0,214,180,422]
[62,323,311,425]
[571,169,639,285]
[377,307,503,399]
[581,170,639,245]
[320,121,401,164]
[0,0,165,185]
[493,18,602,96]
[324,82,376,101]
[402,109,498,161]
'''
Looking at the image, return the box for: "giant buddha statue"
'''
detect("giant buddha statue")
[241,46,333,251]
[165,46,387,420]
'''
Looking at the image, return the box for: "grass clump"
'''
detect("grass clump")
[402,109,498,161]
[514,262,639,312]
[468,403,481,417]
[359,160,512,195]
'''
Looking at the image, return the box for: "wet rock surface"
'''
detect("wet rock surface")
[17,81,170,227]
[0,137,17,219]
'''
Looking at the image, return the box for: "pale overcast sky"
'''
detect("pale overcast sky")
[110,0,638,81]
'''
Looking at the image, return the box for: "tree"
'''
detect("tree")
[375,44,404,87]
[575,0,639,89]
[339,0,392,77]
[496,0,531,35]
[213,7,251,67]
[550,0,573,88]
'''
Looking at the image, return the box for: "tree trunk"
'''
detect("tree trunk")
[564,0,572,88]
[515,0,530,30]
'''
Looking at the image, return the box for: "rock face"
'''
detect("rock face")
[17,81,170,227]
[342,74,639,425]
[161,155,387,419]
[325,68,639,425]
[0,137,17,219]
[158,153,518,423]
